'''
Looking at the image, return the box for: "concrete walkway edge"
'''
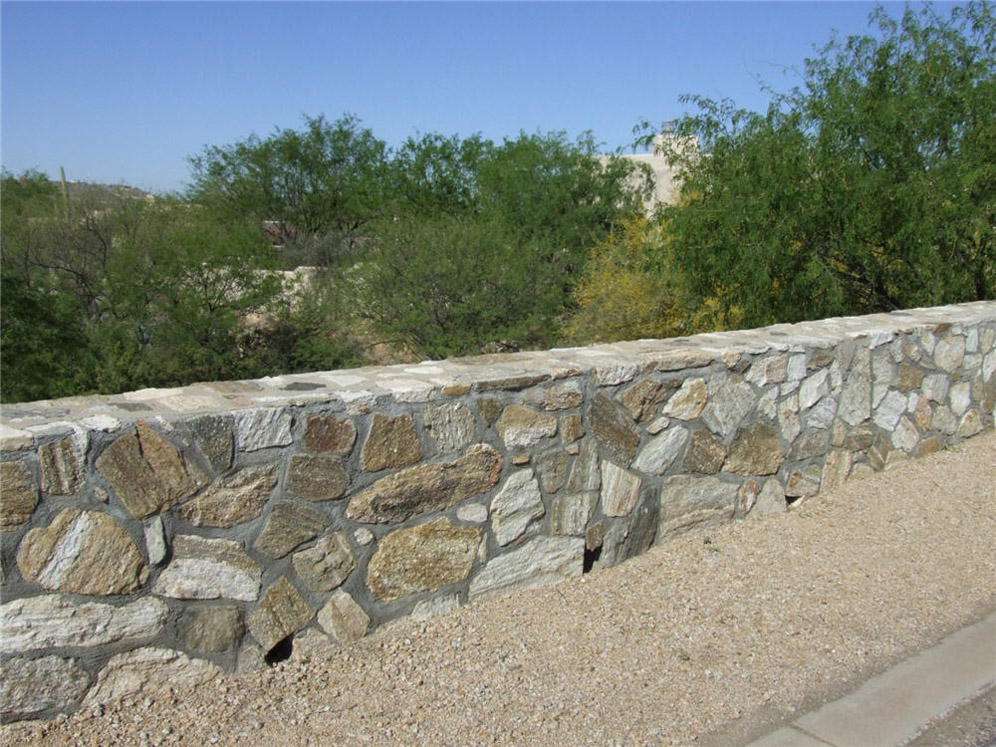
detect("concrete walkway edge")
[747,609,996,747]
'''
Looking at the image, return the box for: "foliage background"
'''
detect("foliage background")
[2,2,992,402]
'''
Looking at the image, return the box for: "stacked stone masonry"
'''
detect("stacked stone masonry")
[1,302,994,721]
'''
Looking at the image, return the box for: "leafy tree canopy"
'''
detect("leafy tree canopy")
[643,1,995,329]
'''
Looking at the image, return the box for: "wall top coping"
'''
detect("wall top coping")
[2,301,994,450]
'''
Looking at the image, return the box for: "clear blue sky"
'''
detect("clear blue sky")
[2,1,921,194]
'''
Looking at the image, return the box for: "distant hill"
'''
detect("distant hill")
[62,180,154,207]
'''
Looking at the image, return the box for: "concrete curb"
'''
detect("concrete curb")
[748,610,996,747]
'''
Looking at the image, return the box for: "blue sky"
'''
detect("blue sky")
[2,1,920,194]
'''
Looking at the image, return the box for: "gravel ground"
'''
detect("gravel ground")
[5,431,995,747]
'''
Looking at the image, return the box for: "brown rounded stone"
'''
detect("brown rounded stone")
[361,413,422,472]
[347,444,503,524]
[286,454,349,501]
[292,531,356,592]
[367,518,481,601]
[496,405,558,449]
[303,414,357,455]
[0,460,37,528]
[178,465,277,527]
[587,392,640,463]
[39,438,82,495]
[684,430,727,475]
[16,509,147,595]
[723,423,783,476]
[254,502,328,558]
[248,577,313,652]
[180,605,244,653]
[96,422,199,518]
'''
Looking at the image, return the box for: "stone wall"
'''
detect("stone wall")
[2,302,994,721]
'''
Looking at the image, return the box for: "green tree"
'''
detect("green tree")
[645,2,995,329]
[358,213,570,359]
[187,114,391,266]
[361,129,650,358]
[88,201,285,391]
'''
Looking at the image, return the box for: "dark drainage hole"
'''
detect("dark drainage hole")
[583,544,602,574]
[265,635,294,666]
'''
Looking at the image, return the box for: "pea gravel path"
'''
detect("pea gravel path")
[5,432,995,747]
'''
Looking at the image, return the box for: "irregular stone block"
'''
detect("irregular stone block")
[186,414,234,473]
[233,408,293,452]
[254,502,327,559]
[180,605,243,653]
[304,413,357,455]
[496,405,558,449]
[367,518,481,601]
[586,521,605,551]
[958,410,983,438]
[659,475,737,539]
[144,515,168,565]
[456,502,488,523]
[838,347,872,426]
[891,416,920,452]
[922,373,950,403]
[746,354,788,387]
[601,461,643,517]
[491,470,545,546]
[0,460,37,528]
[597,490,659,568]
[588,392,640,463]
[932,405,959,435]
[550,492,597,536]
[873,390,908,431]
[843,424,875,451]
[821,450,852,492]
[469,536,584,602]
[684,429,727,475]
[736,479,762,517]
[543,379,585,411]
[96,422,199,518]
[807,397,837,430]
[799,369,830,410]
[39,437,82,495]
[361,413,422,472]
[423,403,477,453]
[292,531,356,592]
[748,479,786,517]
[178,465,277,526]
[724,423,783,475]
[0,595,167,654]
[153,535,261,601]
[566,438,600,492]
[786,429,829,462]
[949,381,972,416]
[898,362,925,392]
[248,577,313,652]
[286,454,348,502]
[411,593,461,622]
[654,348,714,372]
[536,449,568,493]
[561,413,584,443]
[17,509,147,595]
[347,444,502,524]
[934,334,966,372]
[619,379,667,421]
[662,378,707,420]
[701,376,756,438]
[1,655,90,719]
[633,426,689,475]
[778,393,802,444]
[82,647,221,709]
[317,590,369,644]
[785,465,822,498]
